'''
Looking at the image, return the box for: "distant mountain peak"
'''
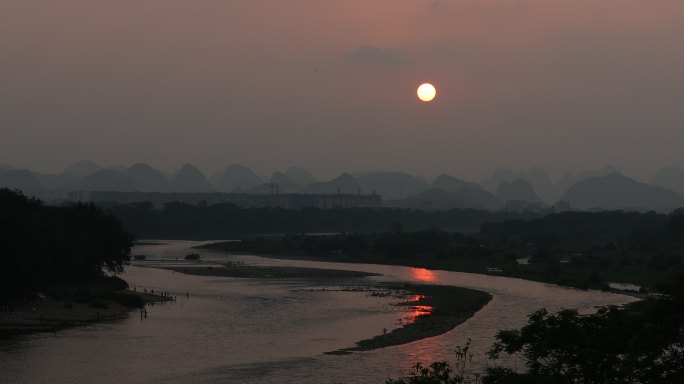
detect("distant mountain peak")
[0,169,44,192]
[128,162,155,171]
[212,164,263,192]
[482,167,555,203]
[71,169,136,192]
[300,172,360,195]
[269,172,300,192]
[432,174,483,192]
[332,172,356,184]
[561,172,684,211]
[179,163,200,172]
[285,166,317,185]
[169,163,213,192]
[62,160,102,178]
[125,163,169,192]
[650,166,684,196]
[496,179,542,203]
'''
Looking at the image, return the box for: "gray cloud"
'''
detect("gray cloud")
[345,45,400,64]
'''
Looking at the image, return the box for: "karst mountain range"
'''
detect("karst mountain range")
[2,161,684,212]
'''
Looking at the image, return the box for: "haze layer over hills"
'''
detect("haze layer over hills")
[2,161,684,212]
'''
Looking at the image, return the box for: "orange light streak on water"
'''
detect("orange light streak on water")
[411,268,437,283]
[402,305,433,324]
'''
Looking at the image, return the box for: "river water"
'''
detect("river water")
[1,240,636,383]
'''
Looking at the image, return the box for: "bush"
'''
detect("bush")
[387,340,478,383]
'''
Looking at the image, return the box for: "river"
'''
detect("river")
[0,240,636,383]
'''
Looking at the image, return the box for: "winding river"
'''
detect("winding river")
[0,240,636,383]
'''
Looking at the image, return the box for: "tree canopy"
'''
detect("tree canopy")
[0,189,133,301]
[485,275,684,383]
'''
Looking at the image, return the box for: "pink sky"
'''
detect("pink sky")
[2,1,683,181]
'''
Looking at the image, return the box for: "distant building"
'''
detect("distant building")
[68,191,382,209]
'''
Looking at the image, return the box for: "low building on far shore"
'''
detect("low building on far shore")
[68,191,382,209]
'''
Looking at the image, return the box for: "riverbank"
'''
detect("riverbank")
[327,283,492,354]
[156,264,379,279]
[158,262,491,353]
[0,290,169,338]
[197,239,663,295]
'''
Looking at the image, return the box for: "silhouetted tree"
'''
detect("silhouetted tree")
[486,275,684,383]
[0,189,133,301]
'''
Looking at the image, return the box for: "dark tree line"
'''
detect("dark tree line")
[211,209,684,263]
[104,201,539,239]
[481,210,684,245]
[206,209,684,291]
[0,189,133,301]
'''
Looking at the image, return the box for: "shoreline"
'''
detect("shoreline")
[0,291,170,339]
[327,283,492,354]
[155,264,380,279]
[156,263,491,353]
[202,247,651,298]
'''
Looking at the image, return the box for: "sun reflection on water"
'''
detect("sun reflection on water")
[403,305,432,324]
[398,293,437,364]
[401,294,433,324]
[411,268,437,282]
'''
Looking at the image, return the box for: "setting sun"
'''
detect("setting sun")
[417,83,436,102]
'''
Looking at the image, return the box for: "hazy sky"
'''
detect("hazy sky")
[2,1,683,181]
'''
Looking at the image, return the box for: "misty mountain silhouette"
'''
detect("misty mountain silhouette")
[212,164,263,192]
[300,173,360,194]
[355,171,428,200]
[269,172,301,192]
[169,164,214,193]
[107,165,128,173]
[432,174,483,192]
[284,166,317,185]
[524,167,556,203]
[62,160,102,179]
[496,179,543,204]
[560,172,684,211]
[8,161,684,213]
[32,172,77,190]
[0,164,16,171]
[481,167,555,203]
[456,186,504,210]
[0,169,44,192]
[70,169,136,192]
[125,163,169,192]
[556,165,618,196]
[650,166,684,196]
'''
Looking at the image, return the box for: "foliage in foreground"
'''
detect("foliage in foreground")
[387,340,480,384]
[486,275,684,383]
[389,275,684,384]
